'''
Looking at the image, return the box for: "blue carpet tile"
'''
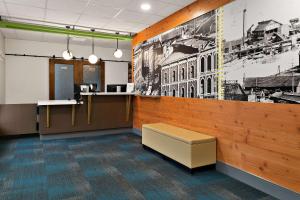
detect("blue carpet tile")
[0,133,278,200]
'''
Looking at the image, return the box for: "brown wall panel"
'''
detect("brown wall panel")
[132,0,300,193]
[0,104,37,135]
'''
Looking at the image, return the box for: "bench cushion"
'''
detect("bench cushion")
[142,123,215,145]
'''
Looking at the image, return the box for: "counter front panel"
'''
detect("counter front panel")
[39,95,133,135]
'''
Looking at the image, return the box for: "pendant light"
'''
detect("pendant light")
[114,38,123,59]
[88,29,98,64]
[62,34,73,60]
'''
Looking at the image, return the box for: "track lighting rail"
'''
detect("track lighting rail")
[5,53,131,63]
[0,17,133,41]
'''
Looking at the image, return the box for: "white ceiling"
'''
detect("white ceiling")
[0,0,196,48]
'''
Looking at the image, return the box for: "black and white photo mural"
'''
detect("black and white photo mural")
[223,0,300,104]
[134,0,300,104]
[134,10,218,98]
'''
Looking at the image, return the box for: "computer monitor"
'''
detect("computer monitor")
[107,84,127,92]
[88,83,97,92]
[74,84,81,102]
[80,83,98,93]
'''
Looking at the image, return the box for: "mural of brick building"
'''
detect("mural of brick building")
[134,9,218,98]
[161,45,218,99]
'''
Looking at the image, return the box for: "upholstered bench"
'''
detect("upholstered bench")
[142,123,216,169]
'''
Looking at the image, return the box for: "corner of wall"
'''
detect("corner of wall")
[0,31,5,104]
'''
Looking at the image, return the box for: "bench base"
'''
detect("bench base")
[142,126,216,169]
[142,144,216,174]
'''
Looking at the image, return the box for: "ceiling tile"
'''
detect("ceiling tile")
[159,0,195,6]
[155,3,182,17]
[4,0,46,8]
[113,10,143,24]
[114,10,161,25]
[76,15,111,28]
[5,3,45,20]
[123,0,183,17]
[90,0,132,9]
[46,0,88,14]
[122,0,156,14]
[103,20,146,33]
[82,3,121,19]
[45,9,81,25]
[129,25,148,33]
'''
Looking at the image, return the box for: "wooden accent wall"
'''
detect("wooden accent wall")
[132,0,300,193]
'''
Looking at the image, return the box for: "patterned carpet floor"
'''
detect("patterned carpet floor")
[0,133,277,200]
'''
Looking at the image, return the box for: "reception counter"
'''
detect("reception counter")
[38,93,134,135]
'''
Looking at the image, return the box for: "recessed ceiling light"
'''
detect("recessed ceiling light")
[141,3,151,11]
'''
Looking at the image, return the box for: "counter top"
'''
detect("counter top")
[80,92,136,96]
[37,100,83,106]
[37,93,134,106]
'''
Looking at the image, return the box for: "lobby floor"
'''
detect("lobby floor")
[0,133,277,200]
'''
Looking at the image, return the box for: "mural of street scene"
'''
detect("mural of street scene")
[134,10,218,98]
[223,0,300,104]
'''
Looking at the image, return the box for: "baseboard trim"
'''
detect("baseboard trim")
[132,128,142,136]
[216,161,300,200]
[39,128,135,140]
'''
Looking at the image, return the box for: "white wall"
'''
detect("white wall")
[105,62,129,91]
[5,39,130,104]
[0,32,5,104]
